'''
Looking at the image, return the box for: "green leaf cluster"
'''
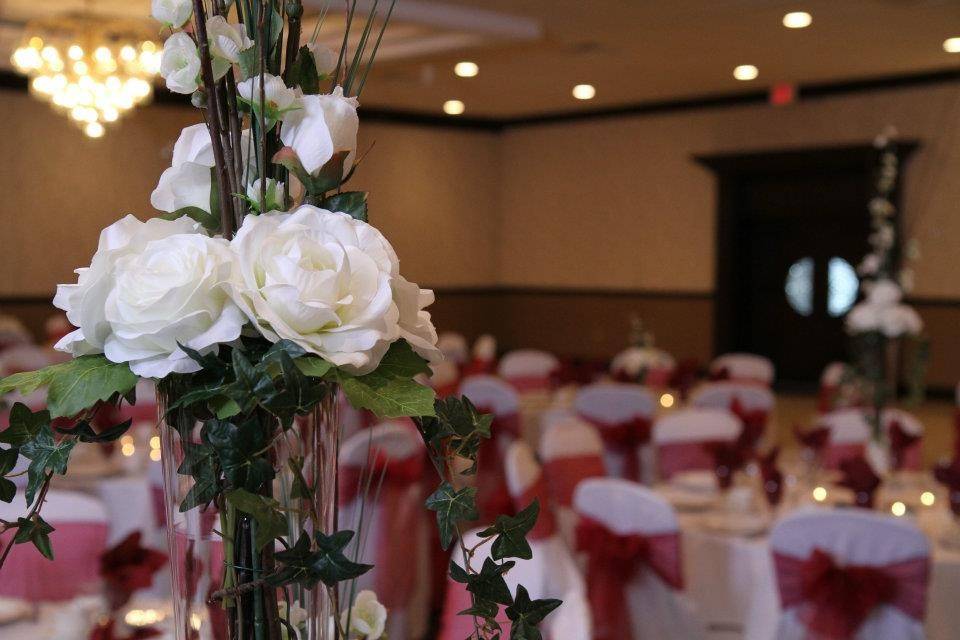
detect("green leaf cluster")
[267,530,372,589]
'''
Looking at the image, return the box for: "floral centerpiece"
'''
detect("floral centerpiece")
[0,1,560,639]
[845,128,927,449]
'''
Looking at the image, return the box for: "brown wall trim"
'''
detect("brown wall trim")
[432,286,714,300]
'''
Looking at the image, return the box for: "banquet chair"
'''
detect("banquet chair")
[439,442,590,640]
[819,361,852,413]
[652,408,741,480]
[497,349,560,393]
[573,478,705,640]
[881,408,924,471]
[0,314,31,351]
[428,359,460,398]
[709,353,775,386]
[462,333,498,376]
[460,375,523,522]
[689,381,775,450]
[609,346,676,387]
[0,490,109,602]
[574,382,657,483]
[437,331,469,365]
[338,421,429,640]
[765,508,930,640]
[817,408,871,470]
[538,416,606,546]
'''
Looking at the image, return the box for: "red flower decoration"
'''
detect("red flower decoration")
[99,532,167,611]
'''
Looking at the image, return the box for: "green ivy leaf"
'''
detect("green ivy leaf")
[0,448,18,476]
[202,417,274,493]
[416,396,492,472]
[160,206,220,233]
[177,443,219,512]
[288,457,312,500]
[425,482,478,550]
[467,558,515,606]
[289,45,320,94]
[339,347,436,418]
[261,351,327,426]
[46,355,137,419]
[0,403,50,446]
[376,340,433,379]
[0,478,15,503]
[478,500,540,561]
[55,419,132,444]
[505,585,562,640]
[0,369,56,396]
[226,489,287,550]
[322,191,368,222]
[13,515,55,560]
[294,356,333,378]
[21,425,75,505]
[268,530,373,589]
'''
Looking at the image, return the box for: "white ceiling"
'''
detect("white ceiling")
[2,0,959,117]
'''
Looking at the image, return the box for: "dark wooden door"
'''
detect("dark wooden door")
[699,144,913,389]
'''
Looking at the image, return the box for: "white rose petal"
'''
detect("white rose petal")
[152,0,192,28]
[247,178,286,212]
[207,15,253,76]
[342,590,387,640]
[238,73,299,112]
[306,43,337,76]
[393,275,441,363]
[54,215,245,379]
[280,87,358,176]
[226,205,436,374]
[159,32,201,94]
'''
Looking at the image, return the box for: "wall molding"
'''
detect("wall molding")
[1,67,959,133]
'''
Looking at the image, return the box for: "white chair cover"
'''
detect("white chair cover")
[498,349,560,391]
[652,408,741,479]
[339,422,428,640]
[473,334,497,361]
[573,479,705,640]
[574,383,657,483]
[459,375,520,417]
[710,353,775,385]
[437,332,469,365]
[819,408,872,445]
[689,381,775,413]
[765,508,930,640]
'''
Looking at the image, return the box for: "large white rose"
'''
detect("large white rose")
[54,215,245,378]
[226,205,438,373]
[152,0,192,28]
[280,87,358,176]
[159,32,201,94]
[151,124,214,214]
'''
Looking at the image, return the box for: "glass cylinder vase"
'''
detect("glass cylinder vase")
[158,381,341,640]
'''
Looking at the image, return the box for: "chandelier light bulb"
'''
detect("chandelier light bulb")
[84,121,105,138]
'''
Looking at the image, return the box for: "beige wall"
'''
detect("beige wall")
[0,90,500,297]
[499,83,960,298]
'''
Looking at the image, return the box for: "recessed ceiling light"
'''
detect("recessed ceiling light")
[782,11,812,29]
[454,61,479,78]
[944,37,960,53]
[572,84,596,100]
[443,99,465,115]
[733,65,759,81]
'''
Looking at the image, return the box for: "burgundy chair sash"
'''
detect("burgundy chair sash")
[822,443,866,471]
[657,439,728,480]
[774,548,929,640]
[575,517,683,640]
[578,413,651,482]
[888,420,922,472]
[729,397,768,451]
[542,455,606,506]
[339,453,424,608]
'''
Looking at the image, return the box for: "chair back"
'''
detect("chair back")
[818,408,871,470]
[428,360,460,398]
[652,409,741,479]
[770,508,930,640]
[575,383,656,482]
[610,347,676,387]
[0,490,109,602]
[710,353,775,385]
[498,349,560,392]
[473,334,497,362]
[437,331,469,365]
[881,408,924,471]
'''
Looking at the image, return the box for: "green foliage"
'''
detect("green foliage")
[177,443,219,512]
[322,191,368,222]
[226,489,287,550]
[289,44,320,94]
[337,340,436,418]
[203,417,275,493]
[0,448,18,503]
[55,419,132,443]
[45,356,137,419]
[268,530,372,589]
[21,425,75,505]
[505,586,563,640]
[478,500,540,561]
[0,404,49,446]
[273,148,351,198]
[13,516,55,560]
[161,206,221,233]
[425,482,478,550]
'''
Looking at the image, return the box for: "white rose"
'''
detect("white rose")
[207,15,253,77]
[151,124,214,214]
[867,279,902,306]
[393,276,441,363]
[341,590,387,640]
[247,178,286,212]
[54,215,245,378]
[227,206,407,374]
[306,43,337,76]
[159,32,201,94]
[280,87,358,176]
[880,304,923,338]
[845,302,881,333]
[152,0,192,28]
[238,73,300,126]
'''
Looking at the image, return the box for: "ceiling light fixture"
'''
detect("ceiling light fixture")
[944,37,960,53]
[782,11,812,29]
[572,84,596,100]
[443,99,465,115]
[733,64,759,81]
[454,61,479,78]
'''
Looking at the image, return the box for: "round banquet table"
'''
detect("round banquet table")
[674,489,960,640]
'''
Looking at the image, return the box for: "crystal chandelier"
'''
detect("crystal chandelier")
[11,15,162,138]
